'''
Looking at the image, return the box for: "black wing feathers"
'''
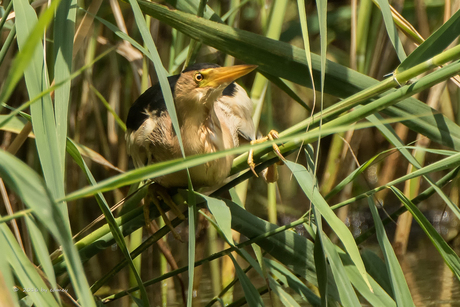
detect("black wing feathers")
[126,75,179,131]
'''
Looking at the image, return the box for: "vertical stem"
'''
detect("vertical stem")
[267,183,277,224]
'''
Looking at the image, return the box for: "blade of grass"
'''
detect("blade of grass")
[314,0,327,173]
[390,187,460,280]
[0,115,32,135]
[66,139,150,305]
[199,193,234,245]
[0,223,60,307]
[0,150,96,307]
[187,193,197,306]
[325,147,392,199]
[13,0,68,221]
[312,212,329,307]
[338,249,396,307]
[0,209,33,224]
[356,0,372,72]
[53,0,77,173]
[229,253,264,306]
[335,153,460,213]
[303,146,330,306]
[374,0,406,62]
[24,215,59,302]
[0,223,20,307]
[367,197,415,306]
[259,72,310,111]
[164,0,223,23]
[268,276,302,307]
[238,249,264,278]
[297,0,314,93]
[322,235,361,306]
[264,258,321,306]
[361,249,392,296]
[284,160,372,291]
[183,0,206,67]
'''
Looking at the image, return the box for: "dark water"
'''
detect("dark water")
[398,241,460,307]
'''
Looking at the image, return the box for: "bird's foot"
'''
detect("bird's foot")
[144,183,185,241]
[248,130,286,181]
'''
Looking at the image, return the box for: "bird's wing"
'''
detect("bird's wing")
[126,75,179,132]
[126,75,180,168]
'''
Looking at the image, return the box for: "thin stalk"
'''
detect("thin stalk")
[319,133,345,196]
[207,223,221,296]
[267,183,277,224]
[364,6,382,75]
[0,25,16,67]
[168,28,178,71]
[221,0,249,22]
[0,1,13,31]
[0,209,33,224]
[356,0,372,72]
[159,219,168,307]
[128,228,143,300]
[372,0,424,44]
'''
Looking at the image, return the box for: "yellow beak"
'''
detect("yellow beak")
[203,64,257,88]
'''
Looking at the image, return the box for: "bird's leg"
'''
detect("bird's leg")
[248,130,286,180]
[150,184,186,220]
[144,183,185,241]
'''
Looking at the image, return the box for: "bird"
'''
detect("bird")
[125,63,259,189]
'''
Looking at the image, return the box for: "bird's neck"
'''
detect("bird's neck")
[180,103,228,155]
[181,103,221,133]
[176,89,222,131]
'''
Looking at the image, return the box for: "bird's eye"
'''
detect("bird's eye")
[194,73,204,82]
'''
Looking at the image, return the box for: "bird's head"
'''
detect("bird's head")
[174,64,257,109]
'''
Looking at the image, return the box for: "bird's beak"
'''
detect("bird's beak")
[204,64,258,88]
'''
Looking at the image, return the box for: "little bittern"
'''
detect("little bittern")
[126,63,258,189]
